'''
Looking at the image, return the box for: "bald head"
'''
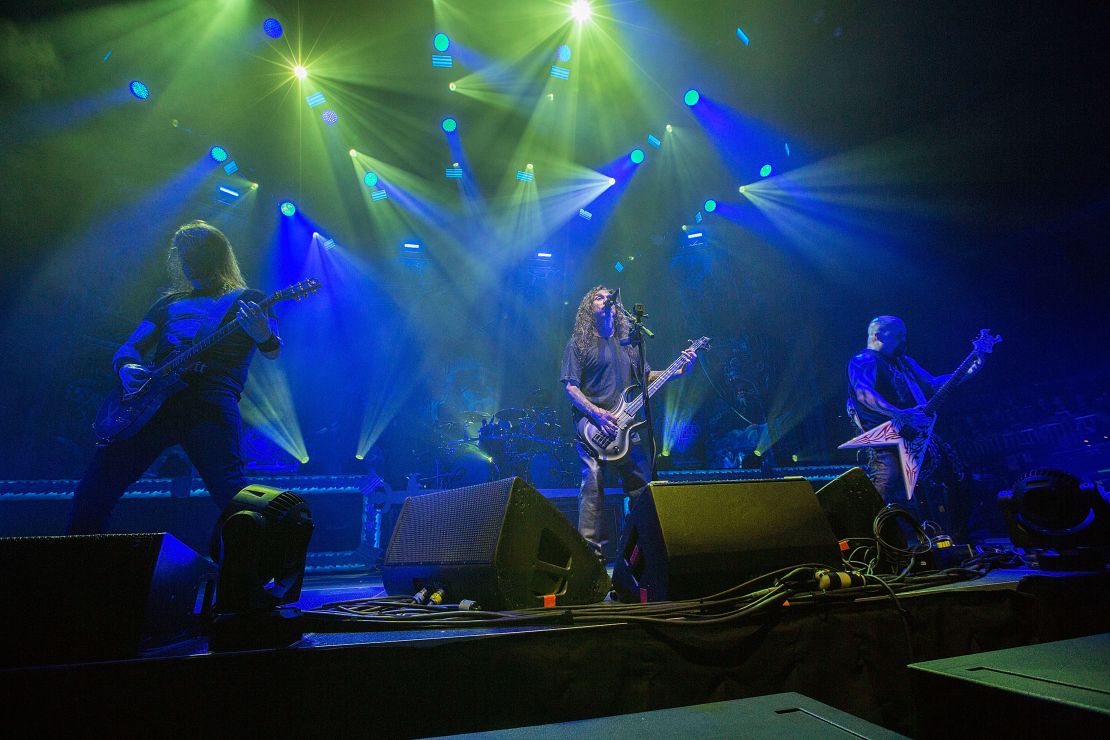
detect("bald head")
[867,316,906,356]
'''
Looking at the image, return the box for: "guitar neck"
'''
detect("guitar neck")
[624,353,689,417]
[922,350,977,415]
[152,295,275,378]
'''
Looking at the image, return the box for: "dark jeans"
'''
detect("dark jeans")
[67,390,247,536]
[575,437,652,559]
[864,448,952,539]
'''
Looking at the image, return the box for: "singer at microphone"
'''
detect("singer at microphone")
[603,288,620,309]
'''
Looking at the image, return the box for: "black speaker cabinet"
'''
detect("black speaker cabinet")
[0,533,217,667]
[381,477,610,609]
[612,478,842,602]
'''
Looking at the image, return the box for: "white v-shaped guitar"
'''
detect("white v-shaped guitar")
[839,329,1001,500]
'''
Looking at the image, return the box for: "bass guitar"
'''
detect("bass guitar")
[576,336,710,461]
[838,329,1001,500]
[93,278,321,445]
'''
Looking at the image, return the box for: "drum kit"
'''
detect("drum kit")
[424,398,577,489]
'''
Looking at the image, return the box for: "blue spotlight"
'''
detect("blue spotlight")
[433,33,450,52]
[279,201,296,217]
[371,189,388,201]
[614,261,624,273]
[445,167,463,179]
[630,148,645,165]
[441,117,457,133]
[704,199,717,213]
[209,146,228,163]
[536,252,552,259]
[223,161,238,175]
[550,66,570,80]
[785,142,791,156]
[322,110,338,125]
[263,18,283,39]
[683,88,700,106]
[578,209,592,221]
[432,55,453,68]
[736,27,750,46]
[364,172,378,187]
[557,44,572,62]
[129,80,149,100]
[516,170,534,182]
[403,242,421,250]
[305,92,326,108]
[647,134,661,149]
[760,164,772,177]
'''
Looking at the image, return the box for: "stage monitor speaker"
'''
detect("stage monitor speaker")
[612,478,842,602]
[0,533,217,668]
[381,477,610,610]
[815,466,906,543]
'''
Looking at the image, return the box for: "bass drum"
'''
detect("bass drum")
[436,442,500,489]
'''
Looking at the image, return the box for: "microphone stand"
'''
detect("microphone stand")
[615,299,658,480]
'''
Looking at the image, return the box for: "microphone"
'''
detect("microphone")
[604,288,621,309]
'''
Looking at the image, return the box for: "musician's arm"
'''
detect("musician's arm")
[566,382,604,420]
[111,320,159,374]
[848,355,904,419]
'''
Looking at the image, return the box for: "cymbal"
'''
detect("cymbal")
[494,407,527,420]
[460,411,490,424]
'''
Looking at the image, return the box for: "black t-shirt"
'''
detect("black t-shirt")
[846,349,933,430]
[560,335,648,419]
[142,288,269,397]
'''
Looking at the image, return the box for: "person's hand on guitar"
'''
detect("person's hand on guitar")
[674,347,698,376]
[118,363,151,394]
[590,406,621,437]
[236,299,273,343]
[892,406,932,436]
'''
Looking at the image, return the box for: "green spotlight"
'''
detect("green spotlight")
[433,33,450,52]
[630,148,645,165]
[279,201,296,217]
[760,164,772,177]
[441,117,457,133]
[293,65,308,80]
[571,0,592,22]
[364,172,378,187]
[704,199,717,213]
[684,89,700,106]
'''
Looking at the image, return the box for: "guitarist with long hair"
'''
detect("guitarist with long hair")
[67,221,282,536]
[846,315,985,536]
[560,286,697,560]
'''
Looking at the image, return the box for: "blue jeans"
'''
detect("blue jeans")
[575,438,652,559]
[67,390,247,537]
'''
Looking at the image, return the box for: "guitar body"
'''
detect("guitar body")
[93,374,188,444]
[839,416,936,501]
[575,386,646,462]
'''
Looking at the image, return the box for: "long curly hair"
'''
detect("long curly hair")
[165,220,247,295]
[571,284,632,356]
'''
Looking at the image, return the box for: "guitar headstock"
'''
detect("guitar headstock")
[688,336,711,351]
[972,329,1002,355]
[268,278,322,306]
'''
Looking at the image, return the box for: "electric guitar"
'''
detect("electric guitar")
[93,279,321,444]
[838,329,1002,500]
[576,336,710,461]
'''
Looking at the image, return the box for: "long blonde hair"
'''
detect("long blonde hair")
[166,220,247,295]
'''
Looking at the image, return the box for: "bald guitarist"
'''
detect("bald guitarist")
[843,315,997,533]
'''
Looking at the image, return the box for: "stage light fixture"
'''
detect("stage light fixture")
[516,170,534,182]
[683,89,700,106]
[129,80,149,99]
[441,117,457,133]
[322,110,338,125]
[432,54,453,68]
[537,252,552,258]
[630,148,645,164]
[209,146,228,163]
[736,27,750,46]
[305,91,326,108]
[647,134,661,149]
[445,166,463,179]
[785,142,791,156]
[557,44,572,62]
[704,199,717,213]
[433,33,450,52]
[212,485,314,614]
[571,0,592,22]
[263,18,283,39]
[279,201,296,217]
[614,261,624,272]
[449,82,457,91]
[223,161,238,175]
[218,186,240,198]
[608,177,616,185]
[760,164,772,177]
[579,209,592,220]
[550,66,570,80]
[998,469,1110,569]
[371,189,388,201]
[293,65,308,80]
[364,172,378,187]
[666,124,673,133]
[349,149,357,157]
